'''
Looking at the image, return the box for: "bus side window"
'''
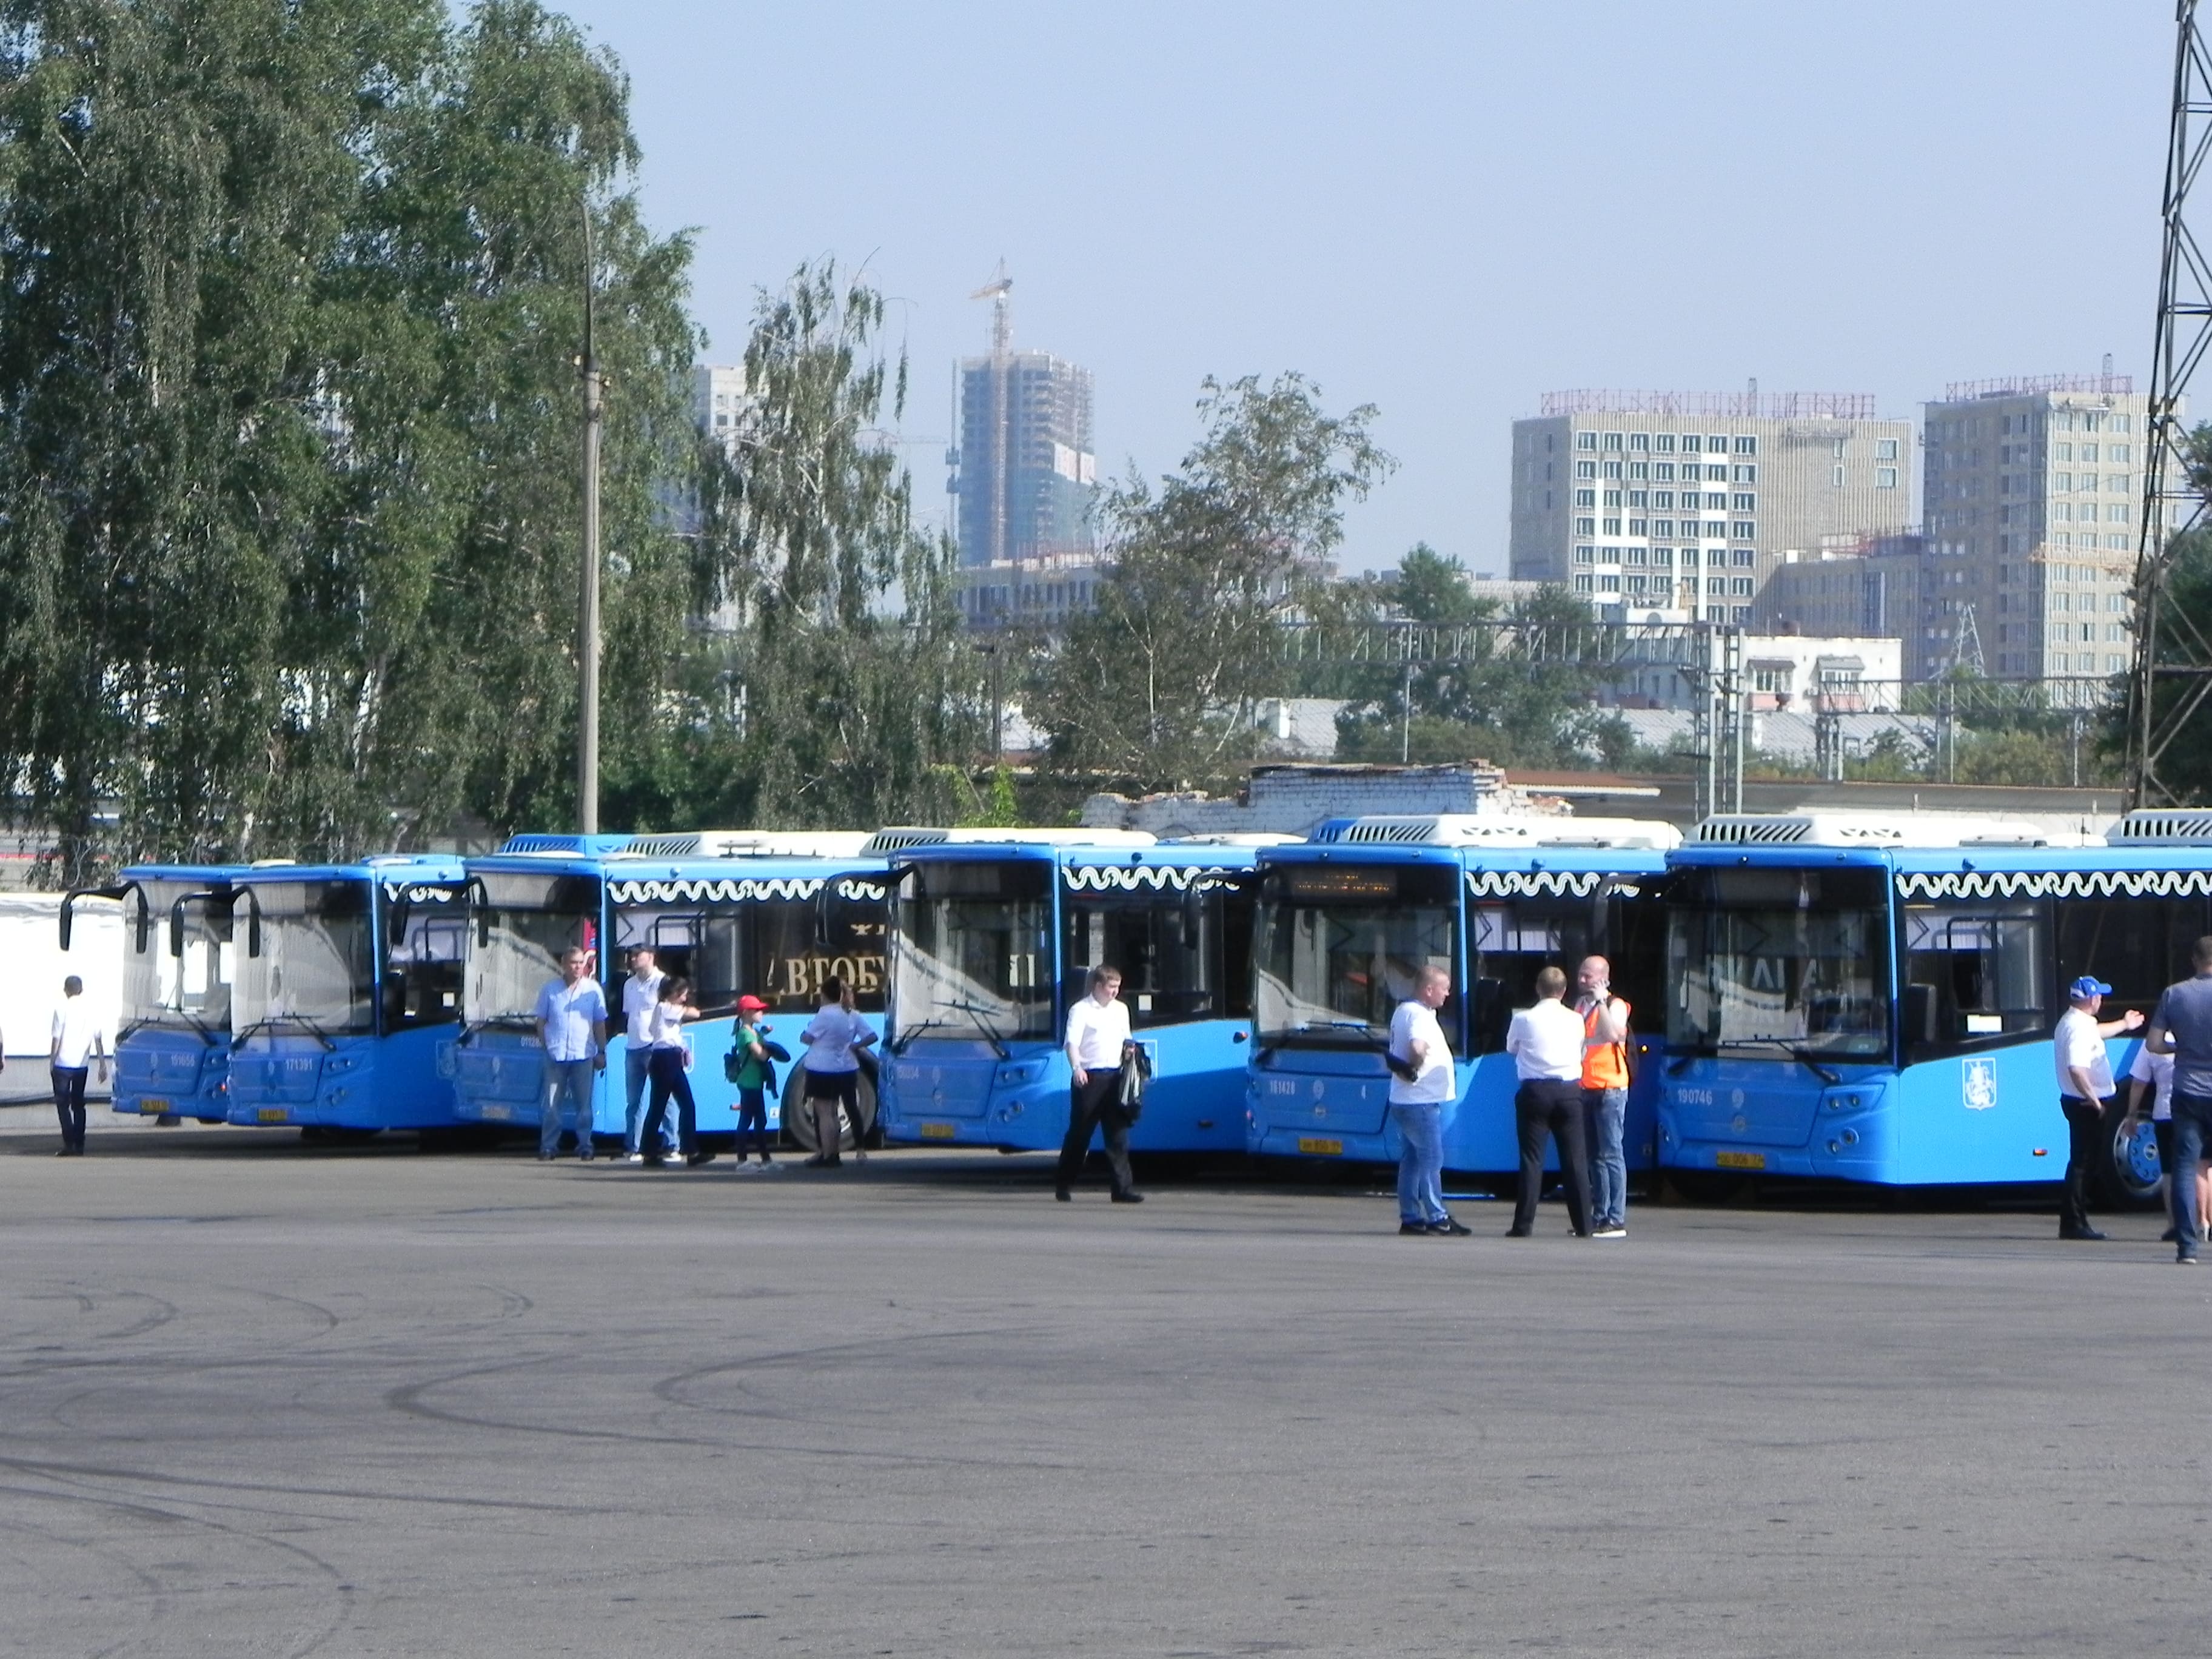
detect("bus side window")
[1901,902,2048,1062]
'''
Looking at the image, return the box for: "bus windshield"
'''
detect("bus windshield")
[234,880,375,1038]
[1666,865,1891,1059]
[469,872,602,1027]
[119,880,233,1037]
[1254,862,1461,1051]
[891,860,1053,1047]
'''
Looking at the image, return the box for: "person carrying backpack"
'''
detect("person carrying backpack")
[728,994,781,1171]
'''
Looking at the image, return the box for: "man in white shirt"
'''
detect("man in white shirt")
[532,947,608,1162]
[620,947,674,1162]
[2053,974,2143,1242]
[1057,965,1140,1203]
[2122,1041,2204,1245]
[1504,966,1594,1239]
[1387,964,1464,1236]
[49,975,106,1156]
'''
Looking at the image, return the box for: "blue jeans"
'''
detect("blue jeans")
[1391,1100,1447,1225]
[1583,1086,1627,1228]
[2171,1091,2212,1259]
[735,1086,770,1160]
[624,1045,674,1155]
[541,1058,597,1158]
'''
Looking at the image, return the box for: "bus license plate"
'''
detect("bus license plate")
[1298,1137,1344,1156]
[920,1123,957,1141]
[139,1098,170,1115]
[480,1104,512,1122]
[1715,1150,1766,1170]
[256,1108,288,1124]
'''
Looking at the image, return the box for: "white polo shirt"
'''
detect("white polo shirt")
[622,968,665,1045]
[2054,1005,2114,1099]
[51,1000,102,1070]
[1506,998,1586,1082]
[2128,1044,2174,1121]
[1387,999,1453,1104]
[1065,995,1131,1070]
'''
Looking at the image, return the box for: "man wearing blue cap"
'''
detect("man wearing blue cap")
[2053,975,2144,1241]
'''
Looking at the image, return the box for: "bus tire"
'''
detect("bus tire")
[2097,1098,2164,1209]
[1665,1170,1748,1205]
[780,1059,879,1154]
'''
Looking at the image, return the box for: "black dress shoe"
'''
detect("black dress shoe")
[1399,1221,1431,1235]
[1109,1190,1144,1204]
[2059,1224,2108,1241]
[641,1155,667,1168]
[1505,1226,1531,1238]
[685,1151,714,1167]
[1429,1219,1473,1237]
[1054,1188,1072,1202]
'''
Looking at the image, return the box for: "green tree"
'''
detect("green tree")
[1027,372,1392,790]
[605,261,985,832]
[0,0,702,874]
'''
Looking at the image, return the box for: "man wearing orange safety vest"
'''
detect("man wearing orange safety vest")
[1576,956,1632,1238]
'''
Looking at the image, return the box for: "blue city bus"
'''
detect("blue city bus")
[874,830,1290,1155]
[1245,814,1680,1178]
[447,833,889,1153]
[62,866,238,1124]
[224,856,471,1137]
[1658,809,2207,1201]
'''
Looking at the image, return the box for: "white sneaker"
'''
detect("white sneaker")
[854,1148,868,1164]
[626,1152,645,1164]
[757,1160,784,1173]
[1593,1224,1627,1238]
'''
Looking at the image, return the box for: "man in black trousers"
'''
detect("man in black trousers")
[1056,965,1141,1204]
[1504,965,1593,1238]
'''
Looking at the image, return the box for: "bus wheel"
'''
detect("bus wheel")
[2097,1101,2164,1209]
[779,1066,880,1154]
[1666,1170,1748,1205]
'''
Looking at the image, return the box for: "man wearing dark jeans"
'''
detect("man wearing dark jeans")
[1057,965,1140,1203]
[2149,936,2212,1264]
[48,975,106,1157]
[1505,966,1593,1238]
[2053,975,2143,1241]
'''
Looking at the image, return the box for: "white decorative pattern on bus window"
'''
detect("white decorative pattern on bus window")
[1061,864,1233,893]
[1895,869,2212,901]
[380,882,467,904]
[1464,870,1607,899]
[606,876,827,904]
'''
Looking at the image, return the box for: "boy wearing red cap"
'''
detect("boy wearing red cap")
[732,994,778,1170]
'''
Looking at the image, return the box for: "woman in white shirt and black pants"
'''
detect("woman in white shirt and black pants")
[1057,965,1141,1204]
[638,977,712,1167]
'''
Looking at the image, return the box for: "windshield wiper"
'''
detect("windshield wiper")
[459,1013,538,1044]
[1703,1037,1843,1086]
[947,1000,1010,1061]
[1255,1017,1386,1068]
[233,1014,338,1052]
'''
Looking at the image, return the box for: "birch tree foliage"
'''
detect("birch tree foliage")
[0,0,699,874]
[602,261,985,834]
[1028,373,1392,789]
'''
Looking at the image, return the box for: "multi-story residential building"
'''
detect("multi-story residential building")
[1919,374,2150,681]
[1758,532,1958,679]
[1508,390,1914,625]
[692,363,746,453]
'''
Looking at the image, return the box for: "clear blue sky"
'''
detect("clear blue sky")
[552,1,2174,574]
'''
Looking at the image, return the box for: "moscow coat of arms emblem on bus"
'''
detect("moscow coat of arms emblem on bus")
[1962,1057,1997,1112]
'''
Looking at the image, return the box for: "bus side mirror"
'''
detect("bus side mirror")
[233,889,263,959]
[1904,983,1939,1047]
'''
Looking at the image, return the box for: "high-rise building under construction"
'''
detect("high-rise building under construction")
[951,272,1098,625]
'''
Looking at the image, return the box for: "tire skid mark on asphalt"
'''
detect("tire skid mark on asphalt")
[0,1475,357,1659]
[389,1352,1079,1470]
[213,1284,343,1339]
[0,1454,642,1518]
[0,1507,173,1659]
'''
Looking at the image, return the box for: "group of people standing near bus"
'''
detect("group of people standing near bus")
[529,945,875,1170]
[2065,934,2212,1264]
[1386,954,1632,1239]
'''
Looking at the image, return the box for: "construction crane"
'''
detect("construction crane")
[2131,1,2212,805]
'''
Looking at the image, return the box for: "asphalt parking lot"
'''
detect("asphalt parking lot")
[3,1110,2208,1658]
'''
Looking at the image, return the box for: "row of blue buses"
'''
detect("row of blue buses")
[57,809,2212,1207]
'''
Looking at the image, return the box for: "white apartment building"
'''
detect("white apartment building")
[1920,374,2153,680]
[1509,391,1914,625]
[692,363,746,452]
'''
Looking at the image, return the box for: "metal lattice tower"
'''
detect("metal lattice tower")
[2131,1,2212,806]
